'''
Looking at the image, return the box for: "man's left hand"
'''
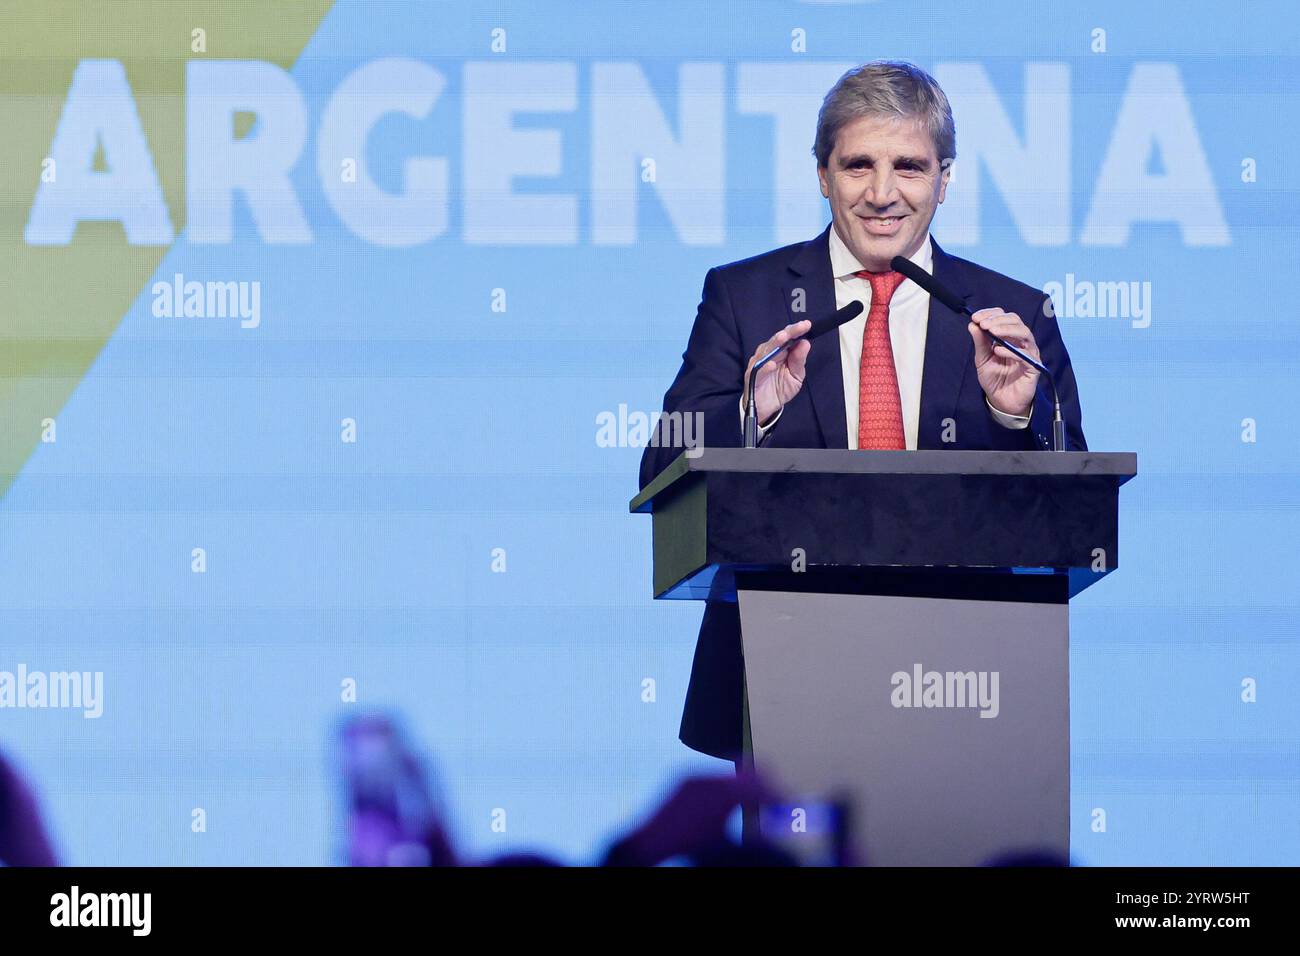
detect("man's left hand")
[968,307,1041,418]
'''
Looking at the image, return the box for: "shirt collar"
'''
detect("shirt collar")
[828,224,934,282]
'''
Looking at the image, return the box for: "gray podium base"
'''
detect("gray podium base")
[738,589,1069,867]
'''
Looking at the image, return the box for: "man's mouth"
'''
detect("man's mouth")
[860,214,906,234]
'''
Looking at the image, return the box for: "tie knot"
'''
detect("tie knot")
[854,269,906,308]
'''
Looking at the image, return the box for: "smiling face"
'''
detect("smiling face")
[817,113,951,272]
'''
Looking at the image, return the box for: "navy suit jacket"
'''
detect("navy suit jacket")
[639,225,1086,760]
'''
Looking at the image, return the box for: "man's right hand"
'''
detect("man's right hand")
[743,318,812,426]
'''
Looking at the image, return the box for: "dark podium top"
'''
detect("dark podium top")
[630,448,1137,602]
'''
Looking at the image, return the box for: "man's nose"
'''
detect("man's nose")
[863,166,899,208]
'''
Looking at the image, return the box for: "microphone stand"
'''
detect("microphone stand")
[973,331,1066,453]
[743,342,786,449]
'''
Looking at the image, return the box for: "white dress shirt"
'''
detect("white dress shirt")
[832,225,931,449]
[747,229,1029,445]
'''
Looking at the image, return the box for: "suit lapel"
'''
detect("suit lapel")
[785,225,846,449]
[781,230,976,450]
[918,238,974,448]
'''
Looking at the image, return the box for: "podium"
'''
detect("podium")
[630,448,1136,866]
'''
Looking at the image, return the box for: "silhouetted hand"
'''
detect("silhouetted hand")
[0,750,58,866]
[602,770,775,866]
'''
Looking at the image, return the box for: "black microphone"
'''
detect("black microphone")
[890,255,1066,452]
[743,301,864,448]
[890,256,969,316]
[802,299,865,342]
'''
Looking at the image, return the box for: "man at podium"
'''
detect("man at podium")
[639,60,1087,762]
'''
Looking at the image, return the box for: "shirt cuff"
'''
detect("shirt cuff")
[739,396,783,441]
[985,395,1031,430]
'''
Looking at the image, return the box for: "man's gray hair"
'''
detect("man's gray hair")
[813,61,956,167]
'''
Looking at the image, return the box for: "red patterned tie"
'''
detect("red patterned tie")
[854,270,907,450]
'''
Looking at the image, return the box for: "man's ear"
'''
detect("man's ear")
[937,160,952,204]
[817,164,829,199]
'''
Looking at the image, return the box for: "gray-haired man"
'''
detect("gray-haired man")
[639,61,1086,761]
